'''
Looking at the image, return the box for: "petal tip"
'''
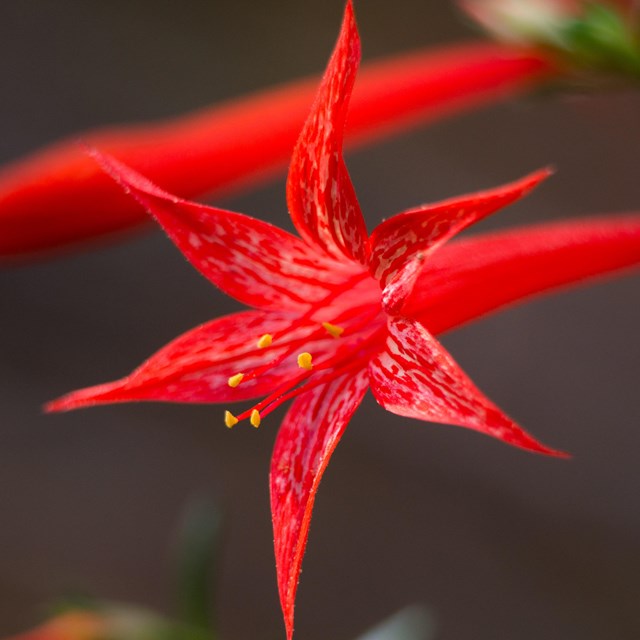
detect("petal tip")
[345,0,357,25]
[84,147,178,205]
[537,444,571,459]
[44,379,128,414]
[43,393,87,414]
[535,164,554,179]
[508,429,570,459]
[521,166,554,193]
[284,612,294,640]
[43,397,67,414]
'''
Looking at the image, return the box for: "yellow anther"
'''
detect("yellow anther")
[322,322,344,338]
[257,333,273,348]
[250,409,261,428]
[297,352,313,370]
[224,410,239,428]
[227,373,244,388]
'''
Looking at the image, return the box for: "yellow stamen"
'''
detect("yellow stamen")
[250,409,261,428]
[227,373,244,388]
[297,352,313,370]
[322,322,344,338]
[257,333,273,348]
[224,410,239,428]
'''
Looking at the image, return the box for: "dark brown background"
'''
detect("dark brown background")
[1,1,639,639]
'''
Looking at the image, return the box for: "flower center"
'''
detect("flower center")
[223,272,384,428]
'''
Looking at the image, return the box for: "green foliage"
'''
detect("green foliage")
[559,2,640,79]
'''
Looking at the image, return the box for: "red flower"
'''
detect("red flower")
[47,3,640,638]
[0,35,551,260]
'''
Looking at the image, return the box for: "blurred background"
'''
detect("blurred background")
[1,1,639,638]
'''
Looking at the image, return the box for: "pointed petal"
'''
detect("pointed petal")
[402,214,640,334]
[93,150,359,312]
[369,317,565,456]
[46,310,341,411]
[286,0,369,265]
[270,368,369,640]
[369,169,550,313]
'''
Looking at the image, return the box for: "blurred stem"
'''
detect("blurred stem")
[175,499,222,637]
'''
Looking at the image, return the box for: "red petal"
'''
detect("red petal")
[369,317,565,456]
[0,42,551,260]
[270,368,369,640]
[93,151,360,311]
[403,214,640,334]
[286,1,369,265]
[46,310,340,411]
[369,169,550,313]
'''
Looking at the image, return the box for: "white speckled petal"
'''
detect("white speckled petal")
[93,150,359,311]
[270,367,369,640]
[47,309,343,411]
[369,316,564,456]
[369,169,550,313]
[286,1,368,265]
